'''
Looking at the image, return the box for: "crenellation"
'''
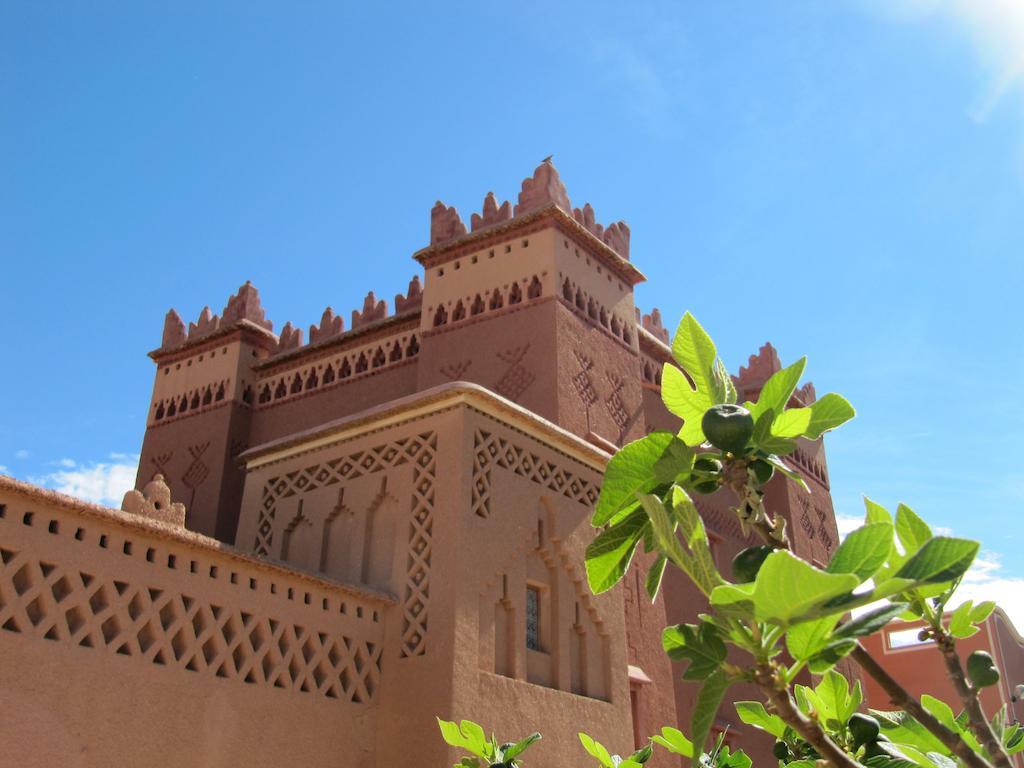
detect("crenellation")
[641,307,669,344]
[275,321,304,353]
[221,280,273,331]
[430,200,467,244]
[514,158,572,216]
[162,309,187,348]
[351,291,388,329]
[470,191,513,231]
[188,306,220,341]
[310,307,345,344]
[394,275,423,314]
[735,341,782,392]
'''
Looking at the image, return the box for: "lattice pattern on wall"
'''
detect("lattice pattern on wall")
[151,377,231,424]
[254,432,436,657]
[0,546,381,702]
[254,331,419,409]
[471,430,599,518]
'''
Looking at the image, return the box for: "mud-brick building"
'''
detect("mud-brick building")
[0,162,842,767]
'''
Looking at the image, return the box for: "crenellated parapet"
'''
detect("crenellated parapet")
[425,160,632,261]
[121,473,186,527]
[221,281,273,331]
[395,276,423,314]
[157,281,275,352]
[735,341,782,391]
[309,307,344,344]
[572,204,631,260]
[795,381,817,404]
[352,291,387,329]
[470,192,513,231]
[430,201,467,244]
[162,309,187,348]
[276,322,303,353]
[515,158,572,215]
[640,308,669,344]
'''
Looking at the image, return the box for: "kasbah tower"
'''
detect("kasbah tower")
[0,161,843,767]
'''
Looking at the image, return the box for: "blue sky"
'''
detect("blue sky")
[2,2,1022,616]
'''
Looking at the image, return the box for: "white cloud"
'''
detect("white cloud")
[948,551,1024,630]
[835,513,864,539]
[862,0,1024,121]
[34,455,139,507]
[14,449,29,459]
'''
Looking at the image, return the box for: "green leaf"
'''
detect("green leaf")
[585,508,648,593]
[709,582,756,620]
[894,537,979,585]
[807,639,857,674]
[949,601,980,639]
[662,364,712,446]
[629,743,654,764]
[787,615,840,661]
[579,732,614,767]
[871,709,948,756]
[645,554,668,601]
[640,490,722,597]
[769,394,855,440]
[437,718,489,759]
[652,727,694,757]
[734,701,787,739]
[593,432,677,525]
[817,670,860,723]
[803,393,856,439]
[663,622,727,680]
[834,603,909,639]
[970,600,996,623]
[827,523,893,582]
[770,407,811,438]
[864,497,894,526]
[763,453,809,491]
[503,733,541,761]
[895,504,932,558]
[672,312,729,406]
[750,357,806,421]
[750,551,860,626]
[691,669,731,768]
[921,695,983,754]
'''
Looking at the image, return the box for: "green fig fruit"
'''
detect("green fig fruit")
[732,545,773,583]
[702,404,755,454]
[847,713,880,748]
[750,458,774,486]
[967,650,1000,688]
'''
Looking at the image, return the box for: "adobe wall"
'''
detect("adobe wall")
[231,387,650,767]
[0,477,389,768]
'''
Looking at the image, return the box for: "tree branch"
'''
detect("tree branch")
[850,644,995,768]
[754,664,863,768]
[932,633,1013,768]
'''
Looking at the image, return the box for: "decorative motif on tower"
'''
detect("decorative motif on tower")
[430,202,467,244]
[470,192,513,231]
[514,159,572,215]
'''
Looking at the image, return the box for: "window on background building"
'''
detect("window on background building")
[526,586,541,651]
[887,627,933,650]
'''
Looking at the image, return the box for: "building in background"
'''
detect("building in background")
[861,607,1024,766]
[0,162,841,767]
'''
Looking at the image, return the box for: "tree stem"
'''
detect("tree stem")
[933,632,1013,768]
[850,644,995,768]
[754,664,862,768]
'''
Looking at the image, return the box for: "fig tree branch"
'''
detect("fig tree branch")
[850,644,995,768]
